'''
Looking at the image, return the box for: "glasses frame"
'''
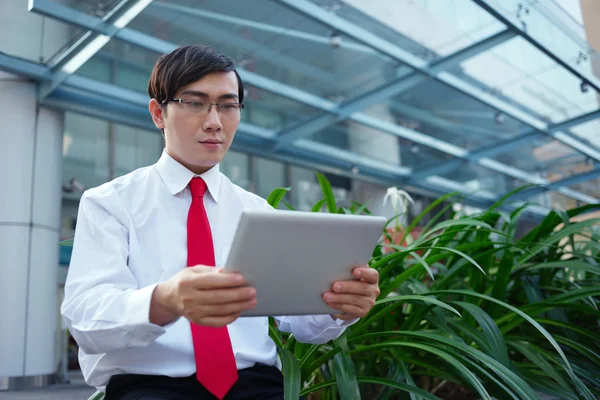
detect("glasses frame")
[167,98,245,115]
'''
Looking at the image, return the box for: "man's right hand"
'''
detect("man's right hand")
[150,266,257,327]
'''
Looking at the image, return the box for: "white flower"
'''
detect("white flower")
[383,187,414,215]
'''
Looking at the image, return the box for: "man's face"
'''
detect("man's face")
[149,71,241,174]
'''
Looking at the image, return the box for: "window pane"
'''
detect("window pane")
[255,157,285,199]
[114,125,164,177]
[62,113,109,195]
[221,151,251,190]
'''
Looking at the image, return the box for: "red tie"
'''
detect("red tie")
[187,177,238,399]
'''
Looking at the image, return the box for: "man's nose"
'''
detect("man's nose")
[203,106,223,131]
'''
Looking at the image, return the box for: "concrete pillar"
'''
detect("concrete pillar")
[0,0,66,390]
[0,72,65,390]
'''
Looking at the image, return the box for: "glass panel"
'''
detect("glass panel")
[52,0,122,18]
[114,125,164,177]
[368,79,528,150]
[242,87,321,131]
[311,120,455,170]
[255,157,285,199]
[460,36,599,123]
[62,112,110,198]
[481,0,599,86]
[289,165,317,210]
[530,191,582,210]
[220,151,251,190]
[128,0,399,98]
[570,118,600,148]
[491,136,590,183]
[0,7,84,64]
[437,162,526,197]
[568,176,600,199]
[78,38,161,93]
[334,0,506,58]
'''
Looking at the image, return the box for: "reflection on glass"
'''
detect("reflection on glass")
[492,136,590,183]
[568,176,600,199]
[78,38,161,93]
[530,191,582,210]
[52,0,123,18]
[127,0,398,99]
[460,36,598,124]
[62,113,110,195]
[221,151,250,190]
[242,87,320,131]
[439,162,526,197]
[331,0,504,58]
[311,119,454,170]
[255,157,285,199]
[115,125,164,177]
[570,118,600,148]
[369,80,527,150]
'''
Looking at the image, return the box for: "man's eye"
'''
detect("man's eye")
[187,101,203,108]
[222,104,237,110]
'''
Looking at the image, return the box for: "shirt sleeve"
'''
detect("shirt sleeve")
[61,188,170,355]
[273,315,359,344]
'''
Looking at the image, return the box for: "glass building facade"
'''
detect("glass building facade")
[1,0,599,389]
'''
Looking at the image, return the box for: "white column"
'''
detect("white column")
[0,73,64,389]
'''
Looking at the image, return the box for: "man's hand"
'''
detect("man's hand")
[150,266,257,327]
[322,266,380,321]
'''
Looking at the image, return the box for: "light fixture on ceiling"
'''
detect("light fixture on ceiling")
[494,111,505,125]
[351,166,359,175]
[330,31,342,48]
[410,142,420,154]
[580,81,590,93]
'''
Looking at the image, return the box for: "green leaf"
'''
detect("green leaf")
[316,172,337,213]
[409,251,435,280]
[513,260,600,277]
[88,391,105,400]
[358,377,441,400]
[351,341,492,400]
[415,246,486,275]
[268,318,284,349]
[428,290,595,399]
[351,331,540,400]
[311,199,326,212]
[280,348,301,400]
[282,201,295,210]
[454,302,509,367]
[58,238,74,246]
[266,187,291,209]
[519,218,600,263]
[375,295,462,318]
[333,334,360,400]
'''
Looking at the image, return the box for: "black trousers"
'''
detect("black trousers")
[105,365,293,400]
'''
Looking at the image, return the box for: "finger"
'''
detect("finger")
[193,313,242,328]
[332,280,379,297]
[197,287,256,305]
[200,299,258,316]
[323,293,375,310]
[353,267,379,284]
[325,303,365,319]
[185,268,246,289]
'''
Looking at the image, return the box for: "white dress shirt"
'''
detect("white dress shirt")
[61,150,352,390]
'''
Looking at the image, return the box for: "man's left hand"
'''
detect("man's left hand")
[322,266,380,321]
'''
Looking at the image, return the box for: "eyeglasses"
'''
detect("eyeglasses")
[168,98,245,116]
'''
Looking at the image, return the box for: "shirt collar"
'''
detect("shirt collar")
[155,149,222,203]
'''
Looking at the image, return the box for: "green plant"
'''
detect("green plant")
[267,173,600,400]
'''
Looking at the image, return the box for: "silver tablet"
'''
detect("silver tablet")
[223,209,386,317]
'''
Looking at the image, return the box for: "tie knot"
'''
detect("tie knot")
[189,177,207,198]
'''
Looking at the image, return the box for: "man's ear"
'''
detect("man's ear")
[149,99,165,129]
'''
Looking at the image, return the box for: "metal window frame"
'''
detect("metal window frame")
[12,0,599,208]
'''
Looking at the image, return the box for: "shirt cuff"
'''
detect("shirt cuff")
[124,283,169,343]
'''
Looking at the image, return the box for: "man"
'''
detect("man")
[61,45,380,400]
